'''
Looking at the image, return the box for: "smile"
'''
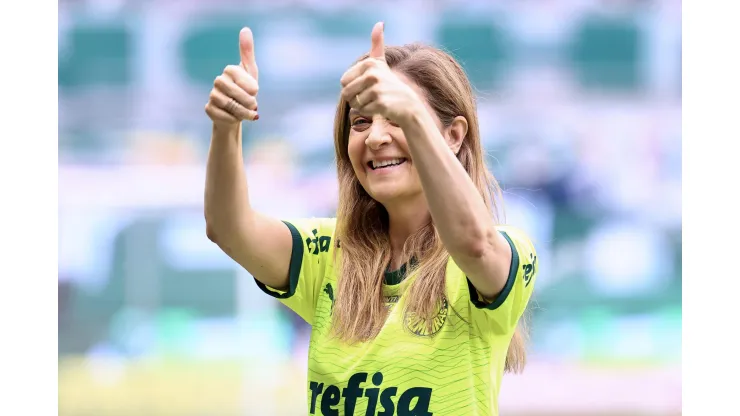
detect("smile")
[368,158,407,170]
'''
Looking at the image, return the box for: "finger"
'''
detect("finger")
[341,70,380,103]
[215,73,258,110]
[354,87,379,112]
[239,27,259,81]
[205,102,240,124]
[224,65,259,96]
[369,22,385,61]
[210,88,259,121]
[340,59,376,88]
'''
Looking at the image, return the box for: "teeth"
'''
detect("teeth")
[372,158,404,169]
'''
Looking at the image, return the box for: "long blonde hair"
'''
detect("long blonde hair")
[331,44,527,373]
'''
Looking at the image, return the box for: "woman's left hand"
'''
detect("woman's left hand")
[340,22,424,127]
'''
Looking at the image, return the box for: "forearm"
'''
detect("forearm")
[203,122,296,290]
[204,123,254,240]
[401,110,495,257]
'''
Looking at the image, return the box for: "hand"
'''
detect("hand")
[340,22,424,126]
[205,27,260,126]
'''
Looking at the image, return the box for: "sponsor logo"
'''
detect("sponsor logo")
[307,229,332,255]
[522,253,537,287]
[309,371,432,416]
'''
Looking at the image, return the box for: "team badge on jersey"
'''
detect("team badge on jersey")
[403,297,448,337]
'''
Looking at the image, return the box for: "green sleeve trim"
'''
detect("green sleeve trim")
[254,220,303,299]
[467,231,519,310]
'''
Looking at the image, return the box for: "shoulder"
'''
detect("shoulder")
[285,217,337,233]
[496,225,534,246]
[284,218,338,240]
[282,217,339,256]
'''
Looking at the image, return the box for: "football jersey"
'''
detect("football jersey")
[254,218,537,416]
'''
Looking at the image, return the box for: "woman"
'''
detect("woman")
[205,22,538,416]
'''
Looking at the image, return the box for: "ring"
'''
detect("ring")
[224,98,240,115]
[355,94,362,108]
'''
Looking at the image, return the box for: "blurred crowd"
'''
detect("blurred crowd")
[58,1,681,414]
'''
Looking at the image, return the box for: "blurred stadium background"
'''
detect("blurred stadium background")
[58,0,681,415]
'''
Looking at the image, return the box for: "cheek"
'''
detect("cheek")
[408,164,422,185]
[393,133,412,158]
[346,136,366,175]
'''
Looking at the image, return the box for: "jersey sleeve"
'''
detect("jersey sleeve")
[467,227,538,335]
[253,218,337,325]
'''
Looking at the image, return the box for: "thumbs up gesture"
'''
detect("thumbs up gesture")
[340,22,423,127]
[205,27,260,125]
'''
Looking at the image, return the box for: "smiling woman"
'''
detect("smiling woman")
[204,22,538,416]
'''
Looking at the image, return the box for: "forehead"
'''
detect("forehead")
[393,70,428,102]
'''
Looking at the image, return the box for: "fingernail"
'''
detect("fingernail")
[254,114,260,121]
[381,22,385,31]
[254,106,258,112]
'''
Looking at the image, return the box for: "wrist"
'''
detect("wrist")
[399,102,430,131]
[212,121,242,143]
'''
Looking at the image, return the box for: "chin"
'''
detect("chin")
[365,181,418,205]
[368,188,403,204]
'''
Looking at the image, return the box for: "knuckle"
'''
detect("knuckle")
[243,83,259,96]
[235,74,249,87]
[208,90,219,103]
[342,69,357,85]
[205,105,218,119]
[365,70,380,84]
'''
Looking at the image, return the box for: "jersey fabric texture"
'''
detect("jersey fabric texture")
[254,218,538,416]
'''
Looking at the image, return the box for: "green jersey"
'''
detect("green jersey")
[255,218,537,416]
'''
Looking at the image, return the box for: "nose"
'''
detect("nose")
[365,118,392,150]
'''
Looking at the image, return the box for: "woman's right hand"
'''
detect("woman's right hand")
[205,27,260,126]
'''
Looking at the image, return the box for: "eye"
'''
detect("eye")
[351,117,370,127]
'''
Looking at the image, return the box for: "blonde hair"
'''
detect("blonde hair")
[331,44,527,373]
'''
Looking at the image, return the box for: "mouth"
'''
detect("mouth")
[367,158,408,171]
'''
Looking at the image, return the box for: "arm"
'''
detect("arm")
[339,22,512,300]
[400,109,512,300]
[204,122,293,290]
[204,27,293,291]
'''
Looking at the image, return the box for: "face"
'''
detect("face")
[346,72,453,206]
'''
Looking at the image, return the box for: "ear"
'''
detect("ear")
[445,116,468,155]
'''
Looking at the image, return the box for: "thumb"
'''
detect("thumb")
[239,27,259,81]
[369,22,385,61]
